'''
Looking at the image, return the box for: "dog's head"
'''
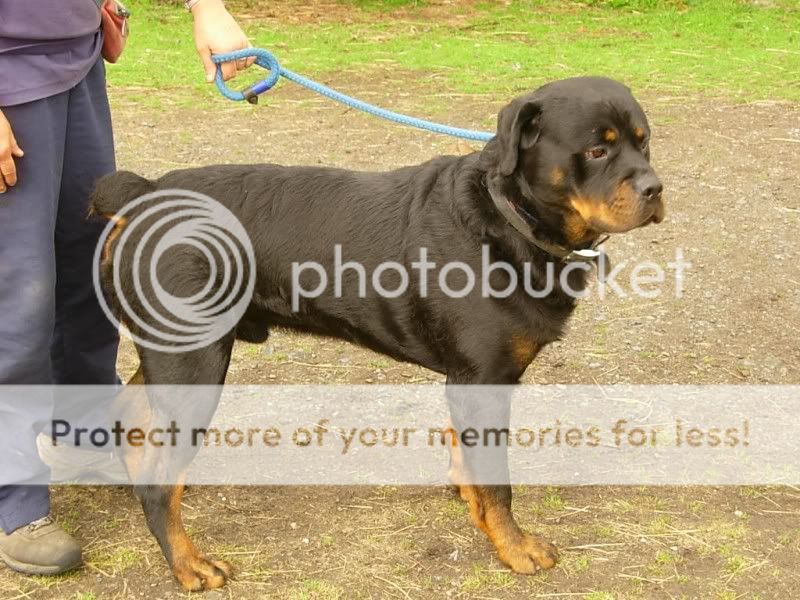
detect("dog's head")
[483,76,664,247]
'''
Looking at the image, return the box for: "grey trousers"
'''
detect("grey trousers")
[0,58,119,533]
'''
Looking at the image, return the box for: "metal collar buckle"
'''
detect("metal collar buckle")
[564,237,611,277]
[486,179,612,274]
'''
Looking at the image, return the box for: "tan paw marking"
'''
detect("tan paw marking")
[173,554,232,591]
[497,534,558,574]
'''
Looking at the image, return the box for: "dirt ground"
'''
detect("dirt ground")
[2,72,799,599]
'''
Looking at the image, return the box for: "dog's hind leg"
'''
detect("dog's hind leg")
[446,373,558,575]
[112,365,150,482]
[127,335,235,591]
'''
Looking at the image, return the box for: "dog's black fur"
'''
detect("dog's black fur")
[93,76,663,590]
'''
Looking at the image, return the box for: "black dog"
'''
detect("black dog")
[92,76,663,590]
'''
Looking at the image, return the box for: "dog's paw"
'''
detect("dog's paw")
[497,534,558,574]
[173,554,233,591]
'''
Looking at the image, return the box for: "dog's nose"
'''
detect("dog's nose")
[633,173,663,202]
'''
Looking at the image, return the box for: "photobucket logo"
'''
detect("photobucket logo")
[291,244,690,310]
[92,189,256,353]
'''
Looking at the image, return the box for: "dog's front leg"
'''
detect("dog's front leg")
[135,482,232,591]
[446,378,557,574]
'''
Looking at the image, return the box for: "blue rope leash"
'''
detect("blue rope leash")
[211,48,495,143]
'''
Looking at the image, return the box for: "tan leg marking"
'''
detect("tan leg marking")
[101,215,128,264]
[460,485,559,574]
[167,483,233,591]
[510,335,541,372]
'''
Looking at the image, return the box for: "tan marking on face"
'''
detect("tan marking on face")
[568,180,651,234]
[550,167,565,186]
[604,129,618,142]
[511,335,540,371]
[570,195,622,228]
[634,127,645,140]
[564,209,596,246]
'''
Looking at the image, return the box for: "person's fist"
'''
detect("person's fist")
[192,0,254,83]
[0,110,24,194]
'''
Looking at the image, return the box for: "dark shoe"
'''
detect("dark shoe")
[0,516,81,575]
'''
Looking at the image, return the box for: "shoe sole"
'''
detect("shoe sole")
[0,547,80,576]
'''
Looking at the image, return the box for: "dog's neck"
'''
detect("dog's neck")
[482,175,608,265]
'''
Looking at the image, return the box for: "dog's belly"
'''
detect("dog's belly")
[239,290,449,373]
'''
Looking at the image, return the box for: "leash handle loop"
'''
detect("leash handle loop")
[212,48,281,105]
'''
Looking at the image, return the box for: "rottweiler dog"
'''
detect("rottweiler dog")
[92,76,663,590]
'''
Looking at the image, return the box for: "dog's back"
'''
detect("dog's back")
[91,157,482,368]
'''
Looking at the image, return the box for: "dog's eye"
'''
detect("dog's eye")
[585,147,607,160]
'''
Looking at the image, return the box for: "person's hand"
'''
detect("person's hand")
[0,109,24,194]
[191,0,255,83]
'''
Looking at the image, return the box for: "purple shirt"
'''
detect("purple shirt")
[0,0,103,106]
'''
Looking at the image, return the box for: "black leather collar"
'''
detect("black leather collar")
[483,176,610,270]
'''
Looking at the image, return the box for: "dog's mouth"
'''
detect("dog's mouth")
[610,199,666,232]
[572,198,665,236]
[570,179,666,236]
[641,195,666,227]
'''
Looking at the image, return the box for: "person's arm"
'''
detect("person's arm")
[189,0,254,83]
[0,109,24,193]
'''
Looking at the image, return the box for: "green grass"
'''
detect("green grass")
[460,564,516,591]
[654,549,682,566]
[288,578,345,600]
[540,486,567,511]
[585,592,617,600]
[348,0,423,9]
[85,546,143,574]
[110,0,800,103]
[559,553,592,575]
[29,571,81,589]
[442,496,469,518]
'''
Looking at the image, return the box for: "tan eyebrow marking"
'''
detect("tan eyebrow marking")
[604,129,617,142]
[634,127,645,140]
[550,167,565,186]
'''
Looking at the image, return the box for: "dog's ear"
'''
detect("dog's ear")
[494,98,542,176]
